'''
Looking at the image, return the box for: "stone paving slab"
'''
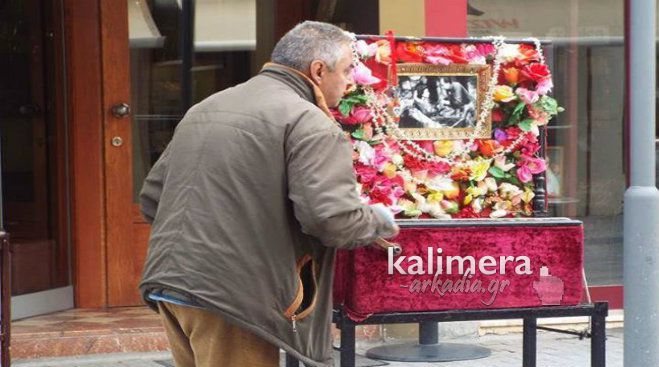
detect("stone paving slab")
[13,328,623,367]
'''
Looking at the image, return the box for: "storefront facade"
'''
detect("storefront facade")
[2,0,655,320]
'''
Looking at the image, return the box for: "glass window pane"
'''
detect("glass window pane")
[469,0,625,286]
[130,0,255,203]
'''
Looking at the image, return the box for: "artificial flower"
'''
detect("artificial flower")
[427,190,444,203]
[433,140,454,157]
[494,128,508,143]
[521,187,536,203]
[464,44,494,64]
[516,87,540,104]
[382,163,397,178]
[340,106,373,125]
[395,42,424,63]
[502,67,520,85]
[499,43,522,62]
[426,176,454,192]
[494,156,515,172]
[516,165,533,183]
[477,139,500,157]
[492,108,505,122]
[374,40,392,64]
[493,85,517,102]
[536,78,554,94]
[484,177,498,192]
[352,61,381,86]
[440,200,459,214]
[451,167,471,182]
[469,158,491,181]
[499,183,523,199]
[355,40,378,59]
[355,140,376,166]
[490,209,508,218]
[519,156,547,174]
[520,63,550,83]
[443,182,461,199]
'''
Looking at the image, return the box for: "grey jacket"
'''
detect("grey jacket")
[139,64,395,367]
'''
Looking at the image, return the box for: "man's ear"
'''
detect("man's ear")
[309,60,325,85]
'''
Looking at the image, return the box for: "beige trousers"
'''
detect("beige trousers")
[157,302,279,367]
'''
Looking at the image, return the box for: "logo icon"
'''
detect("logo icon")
[533,266,565,305]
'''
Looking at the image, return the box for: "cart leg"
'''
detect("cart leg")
[340,319,356,367]
[523,317,537,367]
[591,302,607,367]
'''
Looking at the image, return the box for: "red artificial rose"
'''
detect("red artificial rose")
[520,63,550,83]
[427,161,452,176]
[403,154,428,172]
[354,164,378,186]
[492,108,505,122]
[396,42,424,63]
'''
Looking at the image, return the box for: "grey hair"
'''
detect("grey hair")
[271,21,352,72]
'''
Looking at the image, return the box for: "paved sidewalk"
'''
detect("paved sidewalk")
[13,328,623,367]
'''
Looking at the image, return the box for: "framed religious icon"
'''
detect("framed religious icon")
[394,63,492,140]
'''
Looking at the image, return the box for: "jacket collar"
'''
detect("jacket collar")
[260,62,336,121]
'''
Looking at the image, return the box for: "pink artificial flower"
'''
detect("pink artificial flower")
[373,146,390,171]
[516,87,540,104]
[536,78,554,94]
[352,61,381,86]
[343,106,373,125]
[388,186,406,205]
[423,44,452,65]
[418,140,435,154]
[527,105,550,125]
[464,43,495,63]
[354,164,378,186]
[516,165,533,183]
[522,156,547,174]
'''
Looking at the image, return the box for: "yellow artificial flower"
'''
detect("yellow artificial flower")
[427,191,444,203]
[521,187,536,203]
[469,158,491,182]
[463,194,473,206]
[382,163,397,178]
[493,85,517,102]
[442,181,461,199]
[433,140,454,157]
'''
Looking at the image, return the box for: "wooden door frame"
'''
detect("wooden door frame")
[65,0,106,308]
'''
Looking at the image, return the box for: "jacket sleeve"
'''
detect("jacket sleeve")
[286,124,397,250]
[139,143,172,224]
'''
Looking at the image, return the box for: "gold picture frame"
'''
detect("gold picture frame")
[393,63,492,140]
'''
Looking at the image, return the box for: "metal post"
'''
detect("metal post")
[0,117,10,367]
[180,0,195,111]
[523,318,537,367]
[625,0,659,366]
[591,302,608,367]
[419,322,439,344]
[340,318,356,367]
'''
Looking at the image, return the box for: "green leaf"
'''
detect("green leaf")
[488,166,505,178]
[351,129,365,140]
[538,96,560,115]
[338,101,352,117]
[518,119,535,132]
[507,102,526,126]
